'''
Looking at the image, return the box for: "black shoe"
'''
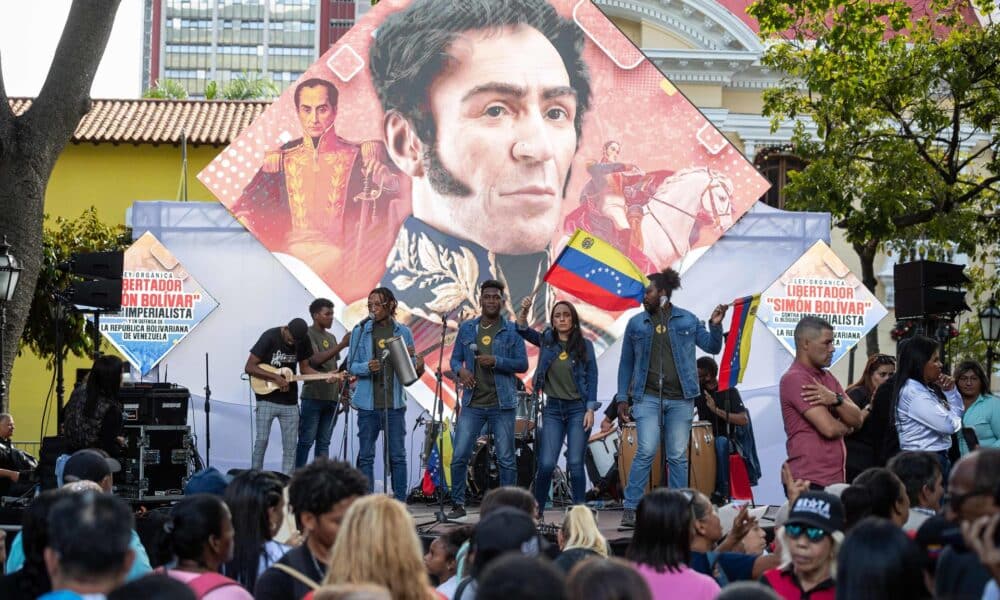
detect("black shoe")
[621,508,636,529]
[447,505,467,519]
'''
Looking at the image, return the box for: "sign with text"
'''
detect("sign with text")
[98,232,219,375]
[757,240,887,366]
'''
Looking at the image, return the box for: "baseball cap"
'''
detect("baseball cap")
[63,449,121,484]
[183,467,229,496]
[287,318,309,342]
[472,507,541,557]
[785,491,844,534]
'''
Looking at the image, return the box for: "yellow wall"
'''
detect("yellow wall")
[9,142,221,440]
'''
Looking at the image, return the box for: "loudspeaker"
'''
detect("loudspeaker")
[894,260,970,318]
[59,250,124,311]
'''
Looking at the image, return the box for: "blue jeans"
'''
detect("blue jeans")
[623,393,694,509]
[356,408,408,501]
[450,406,516,506]
[535,398,588,508]
[715,436,731,499]
[295,397,338,468]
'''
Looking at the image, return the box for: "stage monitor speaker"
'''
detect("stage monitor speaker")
[65,251,124,280]
[64,279,123,311]
[894,260,970,318]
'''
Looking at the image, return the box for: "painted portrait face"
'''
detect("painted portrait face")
[297,85,337,140]
[414,24,579,255]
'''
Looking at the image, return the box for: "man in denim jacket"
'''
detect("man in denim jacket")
[616,268,726,528]
[446,280,528,518]
[347,287,423,501]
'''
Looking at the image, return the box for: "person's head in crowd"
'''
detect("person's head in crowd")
[559,505,608,557]
[183,467,229,497]
[107,573,197,600]
[324,495,432,600]
[424,526,472,586]
[888,451,944,513]
[945,447,1000,523]
[846,354,895,398]
[62,448,120,493]
[166,494,236,573]
[715,581,781,600]
[841,467,909,530]
[626,488,695,573]
[222,469,286,590]
[84,355,124,414]
[954,359,991,401]
[480,485,539,520]
[310,297,336,329]
[792,316,835,369]
[468,506,543,578]
[777,491,844,585]
[312,583,392,600]
[566,557,653,600]
[835,516,930,600]
[690,490,725,547]
[0,412,13,440]
[288,458,368,559]
[8,489,72,599]
[477,554,567,600]
[136,508,175,569]
[892,335,943,401]
[697,356,719,391]
[44,491,135,595]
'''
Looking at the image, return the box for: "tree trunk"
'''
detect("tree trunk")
[0,0,121,410]
[854,241,880,357]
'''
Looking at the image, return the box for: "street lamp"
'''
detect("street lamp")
[0,237,22,401]
[979,297,1000,383]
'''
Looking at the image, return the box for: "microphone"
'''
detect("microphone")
[470,343,480,356]
[380,348,391,361]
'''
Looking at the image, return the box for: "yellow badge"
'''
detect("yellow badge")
[655,324,666,334]
[378,338,387,349]
[481,335,492,346]
[322,340,330,349]
[558,351,569,361]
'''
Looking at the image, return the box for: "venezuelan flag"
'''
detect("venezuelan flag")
[717,294,760,392]
[543,230,649,311]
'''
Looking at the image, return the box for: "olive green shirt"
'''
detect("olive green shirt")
[301,327,341,401]
[470,321,500,408]
[544,340,581,400]
[645,307,683,399]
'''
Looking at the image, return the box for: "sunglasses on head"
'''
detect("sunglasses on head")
[785,524,828,542]
[874,354,896,366]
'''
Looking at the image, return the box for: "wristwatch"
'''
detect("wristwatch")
[834,393,844,407]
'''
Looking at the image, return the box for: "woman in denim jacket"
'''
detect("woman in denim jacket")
[517,296,599,514]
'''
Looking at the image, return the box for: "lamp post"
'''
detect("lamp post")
[0,238,22,402]
[979,297,1000,384]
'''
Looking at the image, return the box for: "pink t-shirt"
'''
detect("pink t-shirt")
[634,562,719,600]
[164,569,254,600]
[780,361,846,487]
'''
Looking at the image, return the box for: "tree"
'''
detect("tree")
[217,71,279,100]
[21,208,130,367]
[143,78,188,100]
[0,0,122,409]
[748,0,1000,355]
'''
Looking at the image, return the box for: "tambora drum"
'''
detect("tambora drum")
[617,422,663,492]
[688,420,716,497]
[586,428,619,485]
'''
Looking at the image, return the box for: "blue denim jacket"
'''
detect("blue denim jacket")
[517,324,600,412]
[347,319,416,411]
[450,316,528,409]
[615,305,722,403]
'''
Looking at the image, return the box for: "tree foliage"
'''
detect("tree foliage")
[748,0,1000,354]
[143,78,189,100]
[20,208,130,367]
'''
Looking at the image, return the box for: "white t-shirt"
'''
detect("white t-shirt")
[437,576,459,600]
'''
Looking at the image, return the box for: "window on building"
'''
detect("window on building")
[753,146,805,210]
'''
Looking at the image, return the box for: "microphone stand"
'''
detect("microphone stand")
[204,353,212,468]
[658,310,667,490]
[419,312,462,529]
[381,349,391,498]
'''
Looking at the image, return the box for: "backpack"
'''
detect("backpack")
[62,384,113,451]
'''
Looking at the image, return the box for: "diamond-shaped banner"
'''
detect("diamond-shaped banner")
[757,240,888,365]
[197,0,770,405]
[98,232,219,375]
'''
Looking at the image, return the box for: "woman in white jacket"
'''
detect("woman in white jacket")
[893,335,963,477]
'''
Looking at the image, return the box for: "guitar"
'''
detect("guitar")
[250,363,347,396]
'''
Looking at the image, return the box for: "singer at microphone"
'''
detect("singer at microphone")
[347,287,425,502]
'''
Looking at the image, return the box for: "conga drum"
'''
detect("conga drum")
[688,421,716,497]
[617,423,663,492]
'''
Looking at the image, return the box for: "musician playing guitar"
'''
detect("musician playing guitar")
[246,317,344,474]
[347,287,424,501]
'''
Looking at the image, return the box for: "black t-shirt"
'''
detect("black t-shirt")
[250,327,313,405]
[695,387,746,438]
[254,543,325,600]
